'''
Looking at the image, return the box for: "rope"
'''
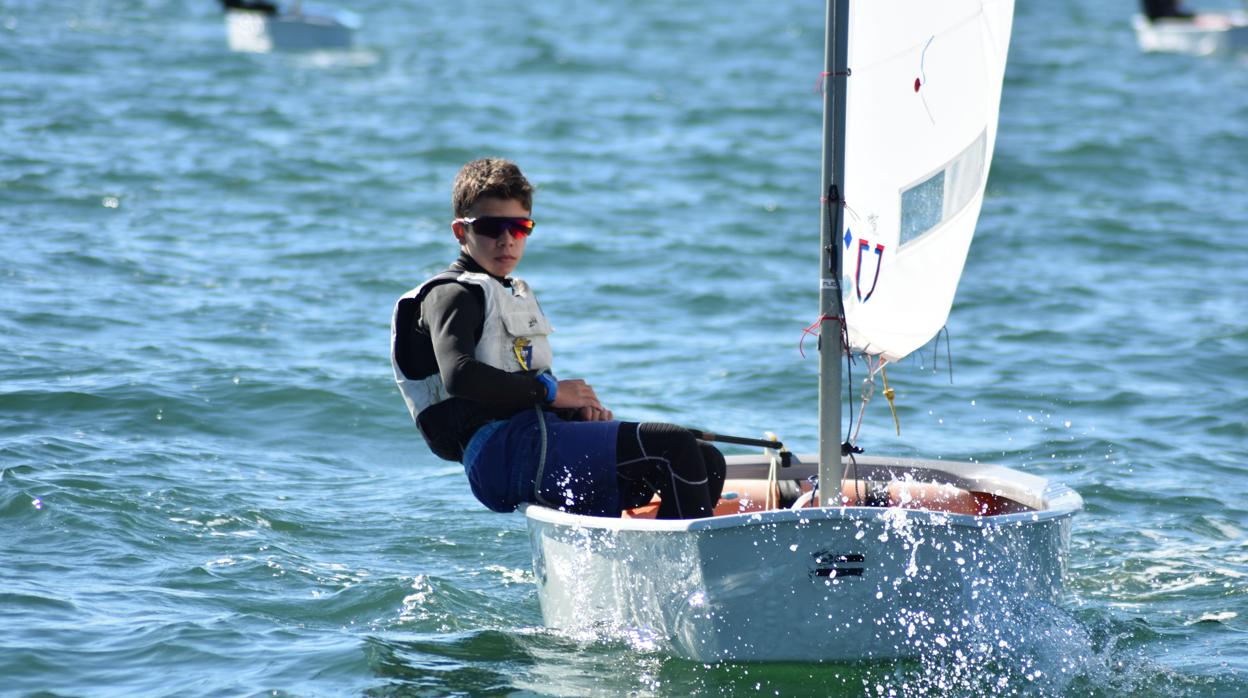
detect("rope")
[849,356,901,444]
[531,405,553,506]
[764,431,781,510]
[798,314,843,358]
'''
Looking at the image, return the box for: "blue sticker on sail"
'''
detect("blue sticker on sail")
[843,227,853,249]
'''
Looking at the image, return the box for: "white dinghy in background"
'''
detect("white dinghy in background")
[1133,11,1248,56]
[222,0,358,54]
[524,0,1082,662]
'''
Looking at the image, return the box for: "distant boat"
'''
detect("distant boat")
[221,0,359,53]
[522,0,1082,663]
[1133,10,1248,56]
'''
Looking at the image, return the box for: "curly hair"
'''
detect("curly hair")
[451,158,533,218]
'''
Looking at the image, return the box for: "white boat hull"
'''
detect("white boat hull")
[225,7,357,53]
[1133,12,1248,56]
[524,454,1080,662]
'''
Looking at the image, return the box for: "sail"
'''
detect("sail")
[840,0,1015,362]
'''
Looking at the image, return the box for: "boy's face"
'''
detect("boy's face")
[453,197,530,277]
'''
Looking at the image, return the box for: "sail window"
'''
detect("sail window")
[899,130,987,246]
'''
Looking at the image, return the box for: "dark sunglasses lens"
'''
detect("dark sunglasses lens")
[508,218,534,238]
[474,217,533,239]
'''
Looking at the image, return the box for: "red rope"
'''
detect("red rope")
[813,71,831,94]
[799,314,844,358]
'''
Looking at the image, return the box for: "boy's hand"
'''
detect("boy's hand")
[576,405,613,422]
[553,379,613,421]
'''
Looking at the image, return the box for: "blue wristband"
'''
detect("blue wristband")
[537,373,557,403]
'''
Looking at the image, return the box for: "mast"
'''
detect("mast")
[817,0,849,507]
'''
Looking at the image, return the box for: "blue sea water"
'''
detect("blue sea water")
[2,0,1246,695]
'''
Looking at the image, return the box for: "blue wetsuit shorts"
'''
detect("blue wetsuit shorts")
[462,408,622,517]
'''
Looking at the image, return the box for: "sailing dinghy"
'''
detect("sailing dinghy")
[1132,11,1248,56]
[523,0,1081,662]
[222,0,358,53]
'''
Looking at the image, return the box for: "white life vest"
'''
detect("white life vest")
[391,270,554,423]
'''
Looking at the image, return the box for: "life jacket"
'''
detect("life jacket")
[390,270,554,426]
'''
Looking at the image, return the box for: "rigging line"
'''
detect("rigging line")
[851,8,982,73]
[766,466,774,510]
[819,194,860,224]
[849,451,861,506]
[799,315,837,358]
[813,68,852,95]
[943,327,953,384]
[851,354,878,445]
[824,183,856,451]
[531,406,553,507]
[851,356,901,441]
[917,35,936,125]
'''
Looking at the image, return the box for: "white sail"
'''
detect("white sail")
[840,0,1014,362]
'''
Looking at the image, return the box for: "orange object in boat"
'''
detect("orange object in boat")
[621,476,1031,519]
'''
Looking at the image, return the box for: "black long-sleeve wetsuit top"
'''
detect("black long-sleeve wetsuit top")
[393,254,550,461]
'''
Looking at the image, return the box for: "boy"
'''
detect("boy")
[391,158,725,518]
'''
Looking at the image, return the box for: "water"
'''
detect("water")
[2,0,1245,695]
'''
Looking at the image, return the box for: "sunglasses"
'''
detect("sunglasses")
[456,216,535,240]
